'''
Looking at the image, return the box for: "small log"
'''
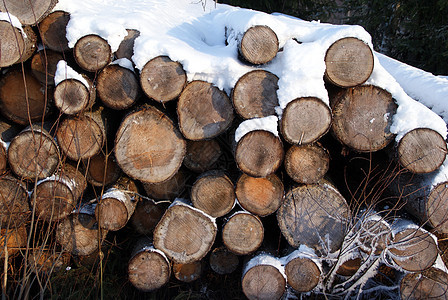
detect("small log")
[239,25,279,65]
[73,34,112,72]
[172,261,202,283]
[7,124,60,180]
[56,107,106,160]
[222,211,264,255]
[30,49,63,85]
[83,152,121,187]
[235,130,284,177]
[191,171,235,218]
[0,0,57,25]
[38,11,71,52]
[177,80,234,140]
[280,97,332,145]
[95,176,138,231]
[324,37,374,88]
[142,168,187,200]
[232,70,279,119]
[277,182,350,254]
[209,246,239,275]
[0,69,51,125]
[153,200,217,264]
[283,247,321,293]
[114,105,186,183]
[183,139,222,173]
[140,56,187,103]
[284,143,330,184]
[242,254,286,300]
[28,249,70,273]
[97,64,140,110]
[330,85,397,152]
[55,203,107,256]
[235,173,284,217]
[115,29,140,60]
[0,175,29,228]
[388,220,438,272]
[33,163,87,222]
[54,75,96,115]
[128,239,171,292]
[0,22,37,67]
[397,128,447,174]
[0,227,27,259]
[130,199,170,236]
[0,120,21,174]
[400,267,448,300]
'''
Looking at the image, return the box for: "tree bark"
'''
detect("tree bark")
[115,29,140,60]
[0,22,37,67]
[400,267,448,299]
[38,11,70,52]
[142,167,187,200]
[209,246,239,275]
[130,199,170,236]
[172,261,202,283]
[177,80,234,140]
[239,25,279,65]
[54,76,96,115]
[73,34,112,72]
[0,175,29,228]
[30,49,63,86]
[183,139,222,173]
[82,151,121,187]
[0,0,57,25]
[0,120,21,174]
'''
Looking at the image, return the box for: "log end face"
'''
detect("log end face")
[74,34,112,72]
[242,265,286,300]
[128,250,171,292]
[240,25,279,65]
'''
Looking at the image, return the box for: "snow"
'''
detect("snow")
[111,58,134,72]
[234,116,279,142]
[171,198,217,223]
[139,245,170,262]
[36,172,78,192]
[243,253,286,278]
[0,12,26,37]
[280,244,322,273]
[54,60,90,88]
[101,188,128,203]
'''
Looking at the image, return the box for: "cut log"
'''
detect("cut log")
[209,246,239,275]
[55,203,107,256]
[330,85,397,152]
[397,128,447,174]
[222,211,264,255]
[280,97,332,145]
[177,80,234,140]
[56,107,106,160]
[183,139,222,173]
[400,267,448,300]
[140,56,187,103]
[114,105,186,183]
[130,199,170,235]
[0,22,37,67]
[0,226,27,259]
[284,143,330,184]
[336,254,362,277]
[389,221,438,272]
[283,248,321,292]
[0,0,57,25]
[7,124,60,180]
[235,130,284,177]
[128,239,171,292]
[232,70,279,119]
[115,29,140,60]
[277,182,350,254]
[30,49,63,86]
[235,173,284,217]
[95,176,139,231]
[242,254,286,300]
[0,69,51,125]
[38,11,71,52]
[172,261,202,283]
[153,200,217,264]
[28,250,70,273]
[83,151,121,187]
[324,37,374,88]
[54,76,96,115]
[0,120,21,174]
[142,168,187,200]
[97,64,140,110]
[0,175,29,228]
[239,25,279,65]
[74,34,112,72]
[191,171,235,218]
[33,163,87,222]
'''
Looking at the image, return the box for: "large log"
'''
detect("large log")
[140,56,187,103]
[324,37,374,88]
[0,175,29,228]
[209,246,239,275]
[0,0,57,25]
[83,152,121,187]
[38,11,71,52]
[73,34,112,72]
[239,25,279,65]
[232,70,279,119]
[235,173,284,217]
[330,85,397,152]
[54,75,96,115]
[114,105,186,183]
[130,199,170,235]
[400,267,448,300]
[0,226,27,259]
[222,211,264,255]
[7,123,60,180]
[397,128,447,174]
[191,171,235,218]
[142,168,187,200]
[0,69,51,125]
[183,139,222,173]
[277,182,350,254]
[33,163,87,222]
[280,97,332,145]
[0,22,37,67]
[177,80,234,140]
[30,49,63,86]
[153,200,217,264]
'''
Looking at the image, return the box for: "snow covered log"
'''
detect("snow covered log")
[141,167,187,200]
[0,0,57,25]
[209,246,239,275]
[82,152,121,187]
[130,199,169,236]
[0,226,27,259]
[400,267,448,299]
[0,20,37,67]
[0,175,29,228]
[74,34,112,72]
[172,261,203,283]
[39,11,70,52]
[238,25,279,65]
[183,139,222,173]
[54,74,96,115]
[222,211,264,255]
[30,49,63,86]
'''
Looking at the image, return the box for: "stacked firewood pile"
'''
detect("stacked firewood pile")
[1,1,448,299]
